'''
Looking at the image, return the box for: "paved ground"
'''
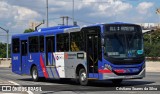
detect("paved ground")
[146,61,160,72]
[0,59,11,68]
[0,68,160,94]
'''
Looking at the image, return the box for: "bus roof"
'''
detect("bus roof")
[12,25,80,38]
[37,25,79,32]
[12,22,139,38]
[82,22,139,28]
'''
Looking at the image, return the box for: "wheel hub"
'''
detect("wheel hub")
[80,72,86,81]
[33,70,37,79]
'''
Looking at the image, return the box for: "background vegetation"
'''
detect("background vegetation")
[24,28,34,33]
[0,43,11,58]
[143,29,160,57]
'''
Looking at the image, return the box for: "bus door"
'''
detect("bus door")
[21,40,27,73]
[45,36,55,66]
[86,34,99,77]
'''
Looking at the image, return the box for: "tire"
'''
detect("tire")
[79,68,88,86]
[31,66,39,82]
[112,79,123,85]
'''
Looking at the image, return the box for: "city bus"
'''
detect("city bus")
[11,22,145,85]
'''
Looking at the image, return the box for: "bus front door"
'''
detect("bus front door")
[21,40,27,74]
[86,34,99,78]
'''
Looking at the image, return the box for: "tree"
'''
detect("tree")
[24,28,34,33]
[144,29,160,57]
[0,42,11,58]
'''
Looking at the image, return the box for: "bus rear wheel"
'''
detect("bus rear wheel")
[79,68,88,86]
[31,66,39,82]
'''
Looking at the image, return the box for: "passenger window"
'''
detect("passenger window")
[70,32,84,51]
[56,33,69,52]
[12,38,20,53]
[46,36,55,52]
[29,36,39,52]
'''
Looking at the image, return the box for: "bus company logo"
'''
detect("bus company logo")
[13,56,18,60]
[28,54,34,62]
[124,69,130,73]
[132,68,139,72]
[56,56,61,60]
[127,51,132,57]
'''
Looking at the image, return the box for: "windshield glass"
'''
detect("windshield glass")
[104,25,143,58]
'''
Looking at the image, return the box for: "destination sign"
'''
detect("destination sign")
[109,26,135,32]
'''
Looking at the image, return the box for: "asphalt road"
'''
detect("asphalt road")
[0,68,160,94]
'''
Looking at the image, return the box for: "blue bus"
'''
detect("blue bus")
[11,22,145,85]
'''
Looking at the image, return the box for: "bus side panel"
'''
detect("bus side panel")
[38,53,47,77]
[12,54,22,75]
[54,52,65,78]
[21,56,27,74]
[46,52,59,79]
[98,60,105,80]
[63,52,87,79]
[26,53,45,77]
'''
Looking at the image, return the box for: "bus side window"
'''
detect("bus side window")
[29,36,39,53]
[70,32,84,51]
[56,33,69,52]
[12,38,20,53]
[47,36,55,52]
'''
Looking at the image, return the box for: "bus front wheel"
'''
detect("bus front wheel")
[31,66,39,82]
[79,68,88,86]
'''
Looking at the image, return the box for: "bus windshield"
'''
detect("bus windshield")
[104,25,143,58]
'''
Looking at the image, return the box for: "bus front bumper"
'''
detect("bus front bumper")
[102,68,145,80]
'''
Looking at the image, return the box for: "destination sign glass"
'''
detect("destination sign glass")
[105,25,141,32]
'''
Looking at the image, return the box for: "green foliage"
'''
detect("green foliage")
[0,43,11,58]
[144,29,160,57]
[24,28,34,33]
